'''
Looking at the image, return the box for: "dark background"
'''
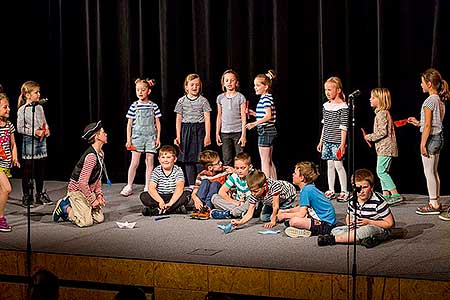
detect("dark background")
[0,0,449,195]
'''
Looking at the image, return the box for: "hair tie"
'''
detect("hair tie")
[146,78,156,87]
[265,73,273,80]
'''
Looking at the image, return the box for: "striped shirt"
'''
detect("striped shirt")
[194,169,229,189]
[68,152,103,204]
[256,94,276,127]
[224,173,251,201]
[150,165,185,194]
[126,100,161,124]
[174,95,212,123]
[321,101,349,144]
[347,193,391,221]
[420,94,445,135]
[248,178,297,206]
[0,121,15,169]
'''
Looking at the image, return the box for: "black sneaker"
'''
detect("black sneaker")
[360,235,382,248]
[141,206,159,216]
[317,234,336,246]
[35,191,53,205]
[22,195,34,208]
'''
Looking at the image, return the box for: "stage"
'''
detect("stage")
[1,179,450,300]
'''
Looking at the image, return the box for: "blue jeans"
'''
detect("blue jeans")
[197,180,221,209]
[260,200,294,222]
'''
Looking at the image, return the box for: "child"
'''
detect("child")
[174,73,212,186]
[0,93,20,232]
[362,88,403,205]
[52,121,108,227]
[407,68,450,215]
[210,152,253,219]
[246,69,277,179]
[277,161,336,238]
[316,76,349,202]
[318,169,394,247]
[190,150,231,219]
[120,78,161,196]
[139,145,192,216]
[216,69,247,166]
[17,81,52,206]
[231,169,297,229]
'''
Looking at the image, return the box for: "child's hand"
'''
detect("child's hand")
[231,219,240,226]
[407,117,419,126]
[316,142,322,153]
[193,198,203,210]
[216,134,223,146]
[12,158,20,168]
[264,220,276,228]
[245,122,256,130]
[203,136,211,147]
[277,212,287,221]
[173,138,180,147]
[224,166,234,174]
[248,109,256,117]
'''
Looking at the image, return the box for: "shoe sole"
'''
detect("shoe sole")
[415,211,441,215]
[0,228,12,232]
[439,215,450,221]
[387,200,403,206]
[285,227,311,238]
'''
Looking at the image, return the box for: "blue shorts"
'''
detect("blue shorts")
[257,125,277,147]
[426,132,444,155]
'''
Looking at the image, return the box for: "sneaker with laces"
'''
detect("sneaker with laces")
[336,191,350,203]
[439,208,450,221]
[35,191,53,205]
[416,203,442,215]
[387,194,403,205]
[120,185,133,197]
[53,197,70,222]
[197,207,210,220]
[211,209,231,219]
[284,227,312,238]
[22,194,34,208]
[0,216,12,232]
[324,190,335,200]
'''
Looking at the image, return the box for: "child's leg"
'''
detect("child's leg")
[221,133,235,167]
[421,154,440,204]
[21,159,33,196]
[0,172,12,217]
[144,153,155,191]
[126,151,142,187]
[196,180,211,206]
[260,204,273,222]
[204,181,221,209]
[183,163,197,186]
[326,160,336,192]
[34,159,45,194]
[376,156,398,195]
[334,160,347,192]
[259,146,277,179]
[288,216,311,230]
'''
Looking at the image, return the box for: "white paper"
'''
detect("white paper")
[116,221,136,229]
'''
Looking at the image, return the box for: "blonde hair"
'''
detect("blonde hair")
[371,88,391,112]
[295,161,319,184]
[221,69,239,92]
[254,69,277,93]
[421,68,450,102]
[198,150,219,167]
[18,81,40,108]
[0,93,8,102]
[246,169,267,189]
[325,76,345,102]
[135,78,156,89]
[234,152,251,165]
[158,145,177,157]
[184,73,202,95]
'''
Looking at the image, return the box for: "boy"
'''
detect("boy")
[0,93,20,232]
[210,152,253,219]
[277,161,336,238]
[318,168,395,247]
[231,170,296,228]
[139,145,191,216]
[53,121,108,227]
[190,150,231,219]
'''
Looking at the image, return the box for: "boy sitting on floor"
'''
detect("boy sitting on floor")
[277,161,336,238]
[318,168,395,247]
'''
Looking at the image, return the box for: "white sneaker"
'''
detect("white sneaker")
[120,185,133,197]
[284,227,312,238]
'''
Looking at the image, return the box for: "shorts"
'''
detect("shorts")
[426,132,444,155]
[132,134,157,153]
[257,125,277,147]
[0,168,11,178]
[309,218,334,235]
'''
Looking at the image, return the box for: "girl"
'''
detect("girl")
[363,88,403,204]
[0,93,20,232]
[120,78,161,197]
[316,76,349,202]
[216,69,247,166]
[407,68,450,215]
[174,73,212,186]
[246,69,277,179]
[17,81,52,207]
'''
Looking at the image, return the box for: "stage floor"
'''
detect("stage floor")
[1,179,449,282]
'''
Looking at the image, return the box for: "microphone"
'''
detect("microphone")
[27,98,48,106]
[348,90,361,99]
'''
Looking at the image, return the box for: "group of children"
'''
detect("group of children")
[1,67,449,245]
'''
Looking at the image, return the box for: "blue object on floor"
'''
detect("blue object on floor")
[155,216,170,221]
[258,230,281,235]
[218,223,233,234]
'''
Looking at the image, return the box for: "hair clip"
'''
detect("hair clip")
[265,73,273,80]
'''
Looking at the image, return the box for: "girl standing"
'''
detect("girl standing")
[246,69,278,179]
[317,77,349,202]
[120,78,161,196]
[216,69,247,166]
[17,81,52,206]
[407,68,450,215]
[174,73,212,186]
[363,88,403,204]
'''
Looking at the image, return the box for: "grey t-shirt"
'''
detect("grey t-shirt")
[216,92,246,133]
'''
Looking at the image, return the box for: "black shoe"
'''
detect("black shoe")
[141,206,159,216]
[284,219,290,227]
[175,205,187,214]
[317,234,336,246]
[35,191,53,205]
[360,235,382,248]
[22,195,34,208]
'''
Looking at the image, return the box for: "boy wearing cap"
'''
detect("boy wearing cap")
[52,121,108,227]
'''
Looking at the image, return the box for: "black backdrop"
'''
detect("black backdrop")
[0,0,449,195]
